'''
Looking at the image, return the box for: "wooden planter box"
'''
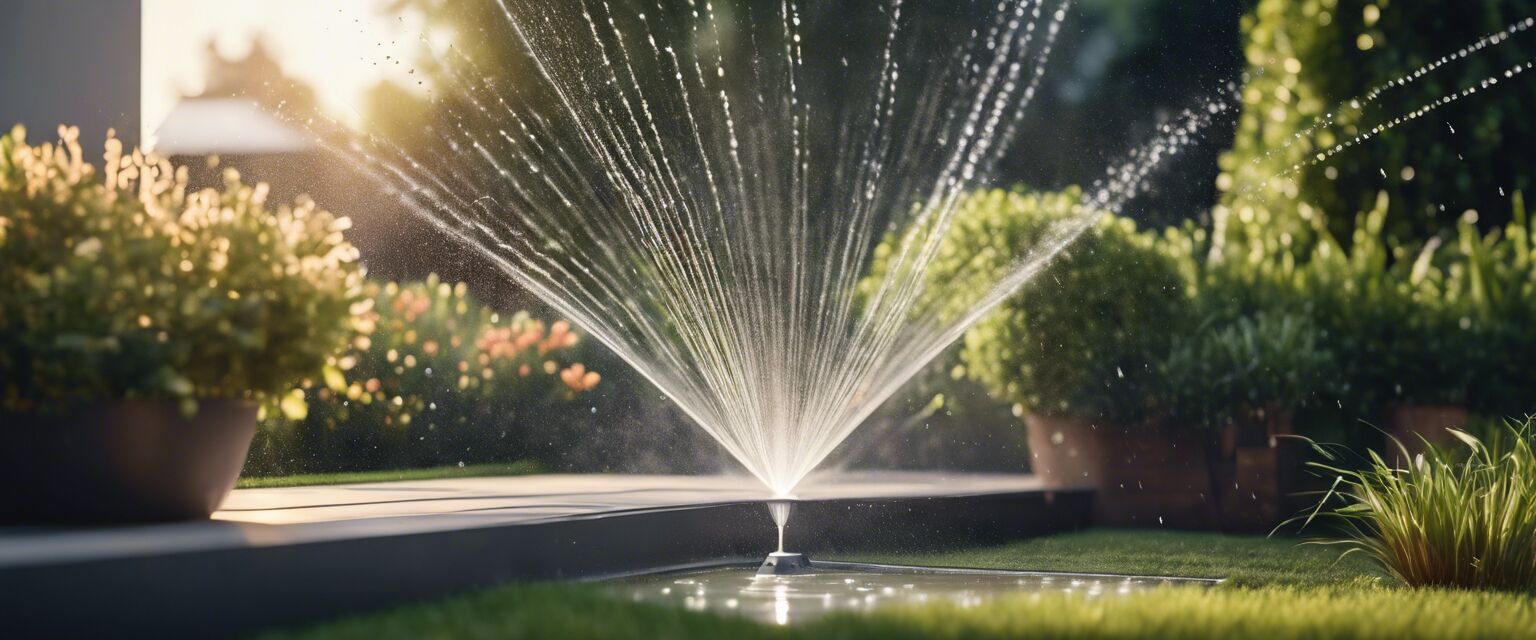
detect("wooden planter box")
[0,400,257,524]
[1208,406,1306,532]
[1384,405,1469,464]
[1026,409,1308,531]
[1025,413,1216,528]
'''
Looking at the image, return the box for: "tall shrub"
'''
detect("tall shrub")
[1217,0,1536,247]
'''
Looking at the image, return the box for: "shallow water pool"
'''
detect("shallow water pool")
[613,561,1217,625]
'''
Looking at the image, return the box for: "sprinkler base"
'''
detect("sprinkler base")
[757,551,813,576]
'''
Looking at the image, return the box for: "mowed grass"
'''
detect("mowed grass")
[236,461,543,489]
[842,528,1379,587]
[260,530,1536,640]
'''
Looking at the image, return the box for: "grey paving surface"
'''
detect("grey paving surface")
[0,472,1048,568]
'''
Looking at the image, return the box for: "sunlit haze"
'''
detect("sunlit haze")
[141,0,436,148]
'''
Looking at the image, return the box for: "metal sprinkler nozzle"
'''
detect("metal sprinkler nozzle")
[758,499,812,575]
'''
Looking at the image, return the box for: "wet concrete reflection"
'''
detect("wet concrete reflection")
[615,565,1211,625]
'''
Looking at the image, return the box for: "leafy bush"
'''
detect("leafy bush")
[0,126,362,413]
[1288,194,1432,411]
[906,187,1190,423]
[1163,310,1339,425]
[1192,191,1530,416]
[1303,421,1536,590]
[1429,193,1536,415]
[245,276,599,475]
[1218,0,1536,246]
[1301,191,1536,413]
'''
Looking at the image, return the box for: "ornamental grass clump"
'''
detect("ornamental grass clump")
[0,125,363,413]
[1303,421,1536,590]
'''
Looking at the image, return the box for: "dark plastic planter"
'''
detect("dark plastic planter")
[0,400,257,524]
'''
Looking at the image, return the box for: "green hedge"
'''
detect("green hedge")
[924,186,1536,431]
[871,187,1189,424]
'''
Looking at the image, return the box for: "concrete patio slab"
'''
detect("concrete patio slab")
[216,471,1054,523]
[0,472,1091,639]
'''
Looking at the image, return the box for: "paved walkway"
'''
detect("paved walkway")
[218,472,1045,525]
[0,472,1078,638]
[0,472,1045,568]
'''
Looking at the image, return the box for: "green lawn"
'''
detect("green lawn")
[260,530,1536,639]
[845,528,1377,587]
[236,461,543,489]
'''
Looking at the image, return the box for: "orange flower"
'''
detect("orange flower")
[559,363,585,391]
[559,363,601,392]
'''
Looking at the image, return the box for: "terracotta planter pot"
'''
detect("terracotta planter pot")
[1025,413,1216,528]
[0,400,257,524]
[1385,405,1470,464]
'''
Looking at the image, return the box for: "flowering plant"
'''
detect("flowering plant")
[246,276,599,474]
[308,277,599,427]
[0,126,363,413]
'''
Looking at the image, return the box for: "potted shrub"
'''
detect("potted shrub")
[0,126,361,523]
[1162,310,1339,529]
[887,187,1203,526]
[1383,303,1474,462]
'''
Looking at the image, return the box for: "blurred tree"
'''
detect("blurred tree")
[1001,0,1249,227]
[196,37,319,114]
[383,0,1249,228]
[1216,0,1536,249]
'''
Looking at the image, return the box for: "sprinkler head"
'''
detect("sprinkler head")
[757,551,813,576]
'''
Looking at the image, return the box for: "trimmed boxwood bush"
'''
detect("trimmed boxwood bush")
[884,187,1191,423]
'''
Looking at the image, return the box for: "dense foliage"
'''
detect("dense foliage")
[1162,310,1339,425]
[1204,192,1536,415]
[1218,0,1536,245]
[929,185,1536,433]
[245,276,599,475]
[1304,422,1536,590]
[0,126,362,413]
[890,188,1188,423]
